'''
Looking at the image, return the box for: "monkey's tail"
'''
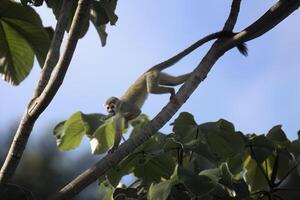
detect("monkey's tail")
[148,30,248,72]
[219,31,248,56]
[236,43,248,56]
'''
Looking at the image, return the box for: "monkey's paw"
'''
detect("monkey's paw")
[108,146,117,154]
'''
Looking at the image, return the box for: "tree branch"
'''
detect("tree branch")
[32,0,73,99]
[51,1,300,199]
[0,0,90,183]
[223,0,242,31]
[220,0,300,53]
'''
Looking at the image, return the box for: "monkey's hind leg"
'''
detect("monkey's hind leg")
[146,71,175,99]
[158,72,191,86]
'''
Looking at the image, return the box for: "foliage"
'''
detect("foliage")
[0,0,118,85]
[29,0,118,46]
[0,0,51,85]
[53,111,300,199]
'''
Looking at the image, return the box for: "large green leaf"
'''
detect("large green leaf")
[0,20,34,85]
[0,0,50,85]
[133,152,175,188]
[53,112,107,151]
[177,166,216,197]
[148,165,179,200]
[243,155,269,192]
[53,111,89,151]
[248,135,275,163]
[90,118,116,154]
[90,0,118,46]
[46,0,118,46]
[172,112,198,145]
[200,119,245,159]
[267,125,290,147]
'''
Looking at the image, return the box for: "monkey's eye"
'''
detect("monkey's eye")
[110,105,115,109]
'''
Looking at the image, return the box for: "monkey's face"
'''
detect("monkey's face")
[105,102,116,115]
[104,97,119,115]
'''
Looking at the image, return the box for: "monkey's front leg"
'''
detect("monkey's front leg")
[108,132,122,153]
[108,114,124,153]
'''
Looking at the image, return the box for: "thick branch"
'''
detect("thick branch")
[0,0,90,183]
[51,0,300,199]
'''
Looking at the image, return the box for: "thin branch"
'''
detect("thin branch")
[51,0,300,199]
[273,194,285,200]
[274,187,300,192]
[220,0,300,52]
[223,0,242,31]
[31,0,73,100]
[0,0,90,183]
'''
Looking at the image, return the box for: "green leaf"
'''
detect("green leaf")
[90,118,116,154]
[148,165,179,200]
[91,0,118,26]
[200,119,245,159]
[289,140,300,159]
[91,1,109,26]
[188,154,215,174]
[267,125,290,147]
[0,0,51,85]
[0,20,34,85]
[184,139,216,162]
[103,186,114,200]
[227,153,243,175]
[133,152,176,188]
[148,180,175,200]
[243,155,269,192]
[81,113,107,136]
[249,135,275,163]
[54,111,89,151]
[172,112,198,145]
[106,166,123,187]
[135,132,167,154]
[269,149,292,180]
[178,166,216,197]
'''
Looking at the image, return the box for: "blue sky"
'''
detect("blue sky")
[1,0,300,155]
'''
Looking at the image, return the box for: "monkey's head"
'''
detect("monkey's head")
[104,96,119,115]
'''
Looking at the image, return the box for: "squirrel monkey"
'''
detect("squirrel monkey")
[104,30,247,153]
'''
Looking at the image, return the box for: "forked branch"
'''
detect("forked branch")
[0,0,91,183]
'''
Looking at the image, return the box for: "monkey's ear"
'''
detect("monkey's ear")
[103,103,107,107]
